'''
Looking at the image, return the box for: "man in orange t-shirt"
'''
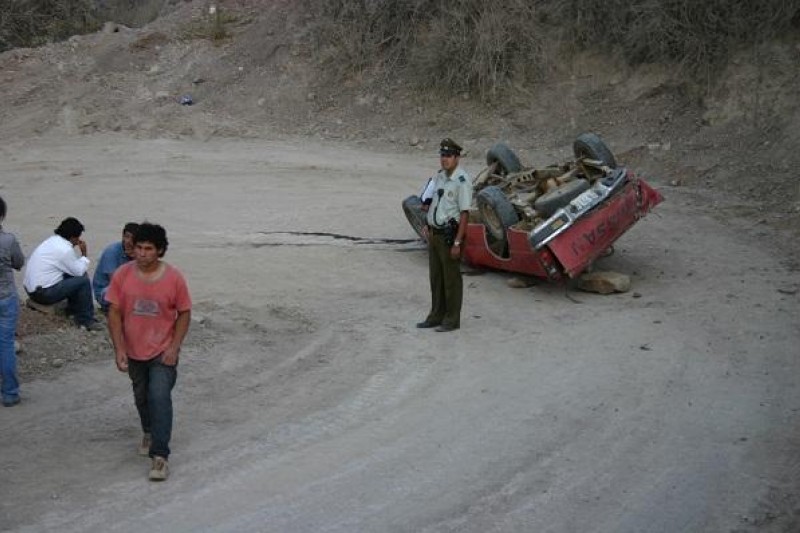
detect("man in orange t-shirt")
[106,222,191,482]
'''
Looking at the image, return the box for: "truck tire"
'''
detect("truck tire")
[477,186,519,242]
[534,179,591,218]
[402,195,427,241]
[486,143,522,174]
[573,133,617,168]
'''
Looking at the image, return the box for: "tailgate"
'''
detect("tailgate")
[546,178,663,278]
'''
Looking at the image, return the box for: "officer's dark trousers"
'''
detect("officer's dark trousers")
[425,231,463,328]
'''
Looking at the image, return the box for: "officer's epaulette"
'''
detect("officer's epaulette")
[458,175,466,183]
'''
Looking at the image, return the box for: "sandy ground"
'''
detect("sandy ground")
[0,133,798,532]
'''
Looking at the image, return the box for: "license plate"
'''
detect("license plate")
[571,189,599,211]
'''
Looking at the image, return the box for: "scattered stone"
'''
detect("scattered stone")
[632,292,642,298]
[507,277,537,288]
[26,299,67,316]
[102,22,119,34]
[577,271,631,294]
[409,136,420,146]
[777,288,797,295]
[14,340,21,353]
[51,358,65,368]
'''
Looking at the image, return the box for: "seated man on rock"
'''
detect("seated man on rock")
[93,222,139,313]
[23,217,100,331]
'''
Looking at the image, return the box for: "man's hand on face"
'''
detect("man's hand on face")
[74,239,88,256]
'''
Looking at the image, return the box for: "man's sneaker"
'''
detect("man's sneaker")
[2,396,20,407]
[138,433,152,456]
[79,321,104,333]
[149,456,169,481]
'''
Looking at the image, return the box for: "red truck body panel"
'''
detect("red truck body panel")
[462,177,663,279]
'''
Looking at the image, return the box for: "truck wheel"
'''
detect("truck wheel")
[477,186,519,242]
[486,143,522,175]
[402,195,427,241]
[573,133,617,168]
[534,179,591,218]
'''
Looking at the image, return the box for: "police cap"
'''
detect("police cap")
[439,138,463,156]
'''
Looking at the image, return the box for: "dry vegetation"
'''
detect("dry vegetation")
[4,0,797,96]
[0,0,167,52]
[304,0,800,98]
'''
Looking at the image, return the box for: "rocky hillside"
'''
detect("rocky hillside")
[1,1,798,235]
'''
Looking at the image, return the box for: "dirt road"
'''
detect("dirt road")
[1,134,798,532]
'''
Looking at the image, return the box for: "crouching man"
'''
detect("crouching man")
[106,222,191,481]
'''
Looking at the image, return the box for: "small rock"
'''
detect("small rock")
[51,358,65,368]
[632,292,642,298]
[257,98,265,107]
[507,277,536,288]
[14,340,21,353]
[409,136,420,146]
[577,271,631,294]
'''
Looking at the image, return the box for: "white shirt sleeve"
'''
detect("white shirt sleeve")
[59,246,90,277]
[420,177,437,203]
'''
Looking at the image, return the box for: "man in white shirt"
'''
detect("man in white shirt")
[23,217,99,330]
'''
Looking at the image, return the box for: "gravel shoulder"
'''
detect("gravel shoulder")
[0,134,798,532]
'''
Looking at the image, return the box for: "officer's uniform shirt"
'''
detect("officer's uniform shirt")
[426,167,472,227]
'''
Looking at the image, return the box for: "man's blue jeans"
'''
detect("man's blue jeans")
[29,275,94,326]
[0,295,20,403]
[128,356,178,459]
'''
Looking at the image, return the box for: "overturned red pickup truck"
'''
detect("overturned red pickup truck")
[402,133,663,281]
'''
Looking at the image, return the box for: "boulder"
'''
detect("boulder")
[577,271,631,294]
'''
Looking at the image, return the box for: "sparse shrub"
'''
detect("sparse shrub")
[95,0,166,29]
[305,0,800,98]
[0,0,165,52]
[0,0,98,52]
[408,0,549,98]
[552,0,800,80]
[307,0,549,100]
[180,6,237,44]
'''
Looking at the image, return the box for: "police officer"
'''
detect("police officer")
[417,138,472,332]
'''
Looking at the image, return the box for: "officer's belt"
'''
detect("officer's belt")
[429,226,449,233]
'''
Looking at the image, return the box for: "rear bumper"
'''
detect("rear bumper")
[463,175,663,279]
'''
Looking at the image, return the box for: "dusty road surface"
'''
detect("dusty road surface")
[0,134,798,532]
